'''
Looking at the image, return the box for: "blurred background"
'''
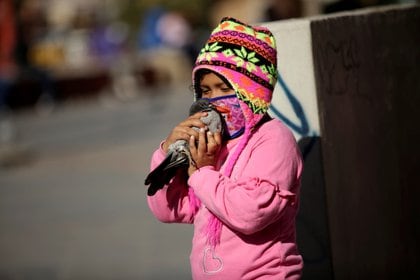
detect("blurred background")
[0,0,417,279]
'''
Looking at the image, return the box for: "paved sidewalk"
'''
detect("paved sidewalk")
[0,89,195,280]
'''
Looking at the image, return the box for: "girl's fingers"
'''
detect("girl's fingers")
[207,131,221,154]
[182,119,205,129]
[191,111,208,119]
[189,135,196,153]
[213,131,222,146]
[173,126,200,141]
[197,128,207,153]
[180,112,207,128]
[206,131,216,145]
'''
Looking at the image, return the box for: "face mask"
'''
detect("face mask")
[203,94,245,139]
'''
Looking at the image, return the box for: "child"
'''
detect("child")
[147,17,303,279]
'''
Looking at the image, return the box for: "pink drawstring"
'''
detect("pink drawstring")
[188,188,201,215]
[206,214,223,247]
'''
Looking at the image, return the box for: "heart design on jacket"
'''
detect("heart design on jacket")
[203,247,223,274]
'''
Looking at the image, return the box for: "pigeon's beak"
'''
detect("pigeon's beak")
[213,105,230,114]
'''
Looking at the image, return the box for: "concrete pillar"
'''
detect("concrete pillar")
[263,4,419,279]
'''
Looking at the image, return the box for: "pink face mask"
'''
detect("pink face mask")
[204,94,245,139]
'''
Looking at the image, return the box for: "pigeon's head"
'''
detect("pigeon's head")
[188,99,229,140]
[188,98,212,115]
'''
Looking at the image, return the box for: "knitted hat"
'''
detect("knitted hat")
[190,17,278,247]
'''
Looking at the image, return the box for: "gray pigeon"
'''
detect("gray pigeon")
[145,99,225,196]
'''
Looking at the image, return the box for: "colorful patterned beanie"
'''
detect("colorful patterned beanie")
[190,17,278,247]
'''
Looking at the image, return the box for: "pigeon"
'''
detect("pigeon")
[145,99,225,196]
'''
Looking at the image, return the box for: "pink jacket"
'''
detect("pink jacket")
[147,118,303,279]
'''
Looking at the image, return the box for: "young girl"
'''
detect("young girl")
[147,17,303,279]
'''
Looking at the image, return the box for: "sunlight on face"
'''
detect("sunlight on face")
[199,72,235,98]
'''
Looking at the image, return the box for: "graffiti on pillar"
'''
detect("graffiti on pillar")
[269,70,318,159]
[269,71,310,137]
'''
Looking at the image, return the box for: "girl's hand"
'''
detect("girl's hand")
[188,128,222,176]
[162,112,207,153]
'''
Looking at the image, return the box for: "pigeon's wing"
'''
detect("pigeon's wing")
[145,152,176,196]
[146,167,178,196]
[145,151,173,183]
[161,153,189,171]
[145,150,189,196]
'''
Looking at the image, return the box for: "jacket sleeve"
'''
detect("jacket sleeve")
[187,126,302,235]
[146,144,196,224]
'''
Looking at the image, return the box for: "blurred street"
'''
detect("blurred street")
[0,1,414,279]
[0,87,195,280]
